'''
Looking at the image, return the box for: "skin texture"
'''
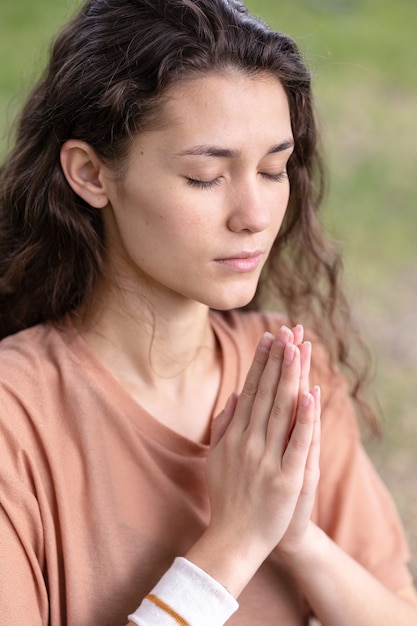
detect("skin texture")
[60,70,295,441]
[59,70,417,624]
[188,325,320,598]
[98,72,293,311]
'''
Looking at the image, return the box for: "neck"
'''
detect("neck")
[73,273,223,443]
[74,275,217,387]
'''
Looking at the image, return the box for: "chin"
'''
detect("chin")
[205,290,257,312]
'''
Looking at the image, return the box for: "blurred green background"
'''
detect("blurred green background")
[1,0,416,579]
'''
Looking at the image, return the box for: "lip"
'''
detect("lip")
[214,250,263,272]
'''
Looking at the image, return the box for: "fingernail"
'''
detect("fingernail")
[277,325,292,346]
[301,391,312,408]
[302,341,312,357]
[259,332,274,353]
[279,325,292,339]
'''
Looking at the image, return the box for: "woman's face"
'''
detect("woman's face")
[101,70,294,311]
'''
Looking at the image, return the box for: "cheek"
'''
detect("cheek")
[272,191,290,230]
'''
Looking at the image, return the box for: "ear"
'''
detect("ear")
[60,140,109,208]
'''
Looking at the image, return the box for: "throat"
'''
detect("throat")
[73,297,223,443]
[125,347,222,444]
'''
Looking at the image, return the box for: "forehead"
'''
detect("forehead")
[167,69,288,119]
[140,70,292,152]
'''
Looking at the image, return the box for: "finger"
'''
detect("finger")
[311,385,321,467]
[245,326,294,438]
[292,323,304,346]
[285,340,311,444]
[290,387,321,517]
[265,341,301,455]
[300,386,321,490]
[313,385,321,426]
[277,391,320,543]
[281,390,315,477]
[210,393,238,448]
[231,331,274,432]
[299,340,311,397]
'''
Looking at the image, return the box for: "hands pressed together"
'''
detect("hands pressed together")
[145,324,417,625]
[187,324,321,597]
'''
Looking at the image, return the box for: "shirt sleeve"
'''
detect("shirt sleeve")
[128,557,239,626]
[0,470,48,625]
[312,359,413,593]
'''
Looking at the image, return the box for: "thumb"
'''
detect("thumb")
[210,392,238,448]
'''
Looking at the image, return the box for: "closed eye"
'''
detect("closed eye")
[186,177,221,190]
[260,171,288,182]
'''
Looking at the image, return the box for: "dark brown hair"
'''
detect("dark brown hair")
[0,0,377,429]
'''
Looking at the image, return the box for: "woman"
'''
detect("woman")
[0,0,416,624]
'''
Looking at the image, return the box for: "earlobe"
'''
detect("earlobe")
[60,140,109,208]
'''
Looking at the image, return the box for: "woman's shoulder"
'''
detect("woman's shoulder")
[0,320,76,397]
[0,319,91,460]
[1,320,56,362]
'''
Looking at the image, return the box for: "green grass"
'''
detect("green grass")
[0,0,78,153]
[245,0,417,272]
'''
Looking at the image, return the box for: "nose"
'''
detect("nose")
[226,177,272,234]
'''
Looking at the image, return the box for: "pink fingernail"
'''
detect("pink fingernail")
[301,391,312,408]
[313,385,321,399]
[278,325,292,341]
[259,332,274,353]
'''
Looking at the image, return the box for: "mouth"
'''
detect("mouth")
[214,251,263,272]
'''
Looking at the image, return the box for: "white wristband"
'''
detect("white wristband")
[128,557,239,625]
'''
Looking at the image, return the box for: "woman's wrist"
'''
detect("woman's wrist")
[276,521,333,576]
[185,527,268,598]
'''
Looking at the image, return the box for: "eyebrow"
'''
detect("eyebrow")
[175,139,295,159]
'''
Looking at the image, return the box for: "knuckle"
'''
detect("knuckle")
[296,412,313,427]
[241,379,258,398]
[240,435,262,467]
[270,401,287,420]
[258,452,274,473]
[260,451,284,478]
[271,473,294,497]
[268,347,283,364]
[255,381,271,401]
[290,434,311,452]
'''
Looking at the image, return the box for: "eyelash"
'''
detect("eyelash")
[186,177,221,190]
[261,171,288,183]
[186,171,288,190]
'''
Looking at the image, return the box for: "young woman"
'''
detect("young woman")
[0,0,416,624]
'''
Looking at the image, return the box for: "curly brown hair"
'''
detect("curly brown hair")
[0,0,377,430]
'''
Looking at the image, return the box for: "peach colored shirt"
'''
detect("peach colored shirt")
[0,311,412,625]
